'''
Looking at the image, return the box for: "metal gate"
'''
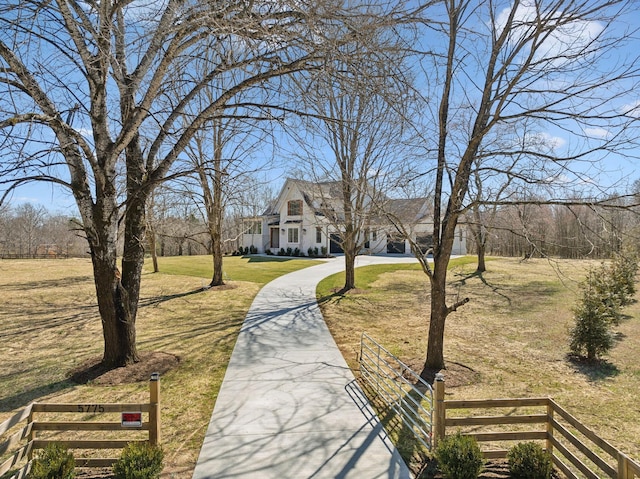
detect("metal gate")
[359,333,434,451]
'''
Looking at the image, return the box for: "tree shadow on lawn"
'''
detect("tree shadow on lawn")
[0,379,72,413]
[1,286,227,413]
[451,271,513,306]
[1,275,94,292]
[566,354,620,382]
[137,285,228,307]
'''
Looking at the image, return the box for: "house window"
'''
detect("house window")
[316,227,322,244]
[246,221,262,235]
[288,200,303,216]
[372,230,377,241]
[288,228,299,243]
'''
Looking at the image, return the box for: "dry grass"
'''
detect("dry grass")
[319,257,640,465]
[0,258,260,478]
[3,256,639,478]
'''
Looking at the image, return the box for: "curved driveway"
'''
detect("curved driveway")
[192,255,418,479]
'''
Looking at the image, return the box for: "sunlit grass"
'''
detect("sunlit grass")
[0,255,314,478]
[319,257,640,471]
[3,255,638,478]
[317,255,477,297]
[148,254,317,284]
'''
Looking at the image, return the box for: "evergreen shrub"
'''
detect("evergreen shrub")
[507,442,553,479]
[112,442,163,479]
[570,269,615,360]
[29,443,75,479]
[434,432,484,479]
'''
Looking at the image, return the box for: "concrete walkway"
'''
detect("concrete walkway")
[192,255,418,479]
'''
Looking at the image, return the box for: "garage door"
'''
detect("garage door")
[387,236,406,254]
[330,234,344,254]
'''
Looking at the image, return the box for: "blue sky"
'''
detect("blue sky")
[4,0,640,214]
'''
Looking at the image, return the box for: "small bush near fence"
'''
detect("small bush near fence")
[29,443,76,479]
[434,431,484,479]
[507,442,553,479]
[112,442,164,479]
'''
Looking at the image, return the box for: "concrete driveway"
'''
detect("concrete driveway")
[192,255,418,479]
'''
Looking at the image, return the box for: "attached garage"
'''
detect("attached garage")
[386,235,406,254]
[329,234,344,254]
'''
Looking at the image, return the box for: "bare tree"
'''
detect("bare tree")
[291,30,414,291]
[182,118,270,286]
[13,203,47,257]
[174,44,278,286]
[0,0,379,367]
[409,0,640,374]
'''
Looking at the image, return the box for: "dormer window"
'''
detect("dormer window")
[288,200,302,216]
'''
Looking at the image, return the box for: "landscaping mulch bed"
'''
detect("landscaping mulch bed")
[69,352,180,385]
[75,468,114,479]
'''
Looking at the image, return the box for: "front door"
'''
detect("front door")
[270,228,280,249]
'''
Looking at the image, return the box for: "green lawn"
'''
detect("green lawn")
[0,254,316,479]
[148,254,318,284]
[3,255,638,479]
[318,257,640,474]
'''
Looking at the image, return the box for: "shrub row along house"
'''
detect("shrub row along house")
[243,178,467,256]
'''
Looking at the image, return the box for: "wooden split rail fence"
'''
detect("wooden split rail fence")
[358,333,639,478]
[433,375,640,479]
[0,374,160,479]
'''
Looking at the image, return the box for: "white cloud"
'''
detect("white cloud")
[496,1,603,66]
[528,131,566,151]
[14,195,43,204]
[620,99,640,118]
[583,127,610,139]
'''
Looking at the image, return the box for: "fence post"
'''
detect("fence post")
[27,408,35,460]
[434,373,445,448]
[618,452,630,479]
[546,399,554,457]
[149,373,161,446]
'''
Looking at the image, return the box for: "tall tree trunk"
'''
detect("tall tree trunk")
[92,254,138,367]
[84,196,140,368]
[343,247,356,292]
[121,193,147,336]
[422,256,449,376]
[196,124,226,287]
[476,242,486,273]
[209,194,224,286]
[147,193,159,273]
[211,238,224,286]
[210,136,225,287]
[149,229,159,273]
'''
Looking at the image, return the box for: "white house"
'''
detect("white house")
[242,178,467,256]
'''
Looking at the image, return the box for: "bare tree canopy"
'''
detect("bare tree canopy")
[0,0,412,367]
[405,0,640,374]
[287,24,416,290]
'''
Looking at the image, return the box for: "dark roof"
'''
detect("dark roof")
[373,198,431,224]
[264,178,431,225]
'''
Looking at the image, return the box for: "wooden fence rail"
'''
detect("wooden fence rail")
[433,375,639,479]
[0,373,160,479]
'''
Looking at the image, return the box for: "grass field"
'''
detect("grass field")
[151,254,316,284]
[1,255,638,478]
[318,257,640,471]
[0,255,315,478]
